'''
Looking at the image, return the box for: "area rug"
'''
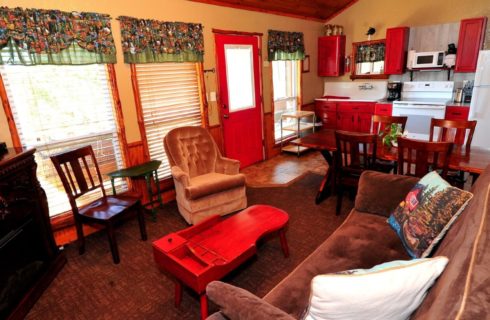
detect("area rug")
[26,173,351,320]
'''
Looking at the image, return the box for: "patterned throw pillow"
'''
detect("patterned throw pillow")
[388,171,473,258]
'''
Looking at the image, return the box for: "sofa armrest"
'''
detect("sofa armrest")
[206,281,294,320]
[215,157,241,175]
[171,166,190,187]
[355,171,419,217]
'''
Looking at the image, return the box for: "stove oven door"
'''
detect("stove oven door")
[392,103,446,140]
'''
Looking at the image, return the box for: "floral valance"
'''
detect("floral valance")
[268,30,305,61]
[0,6,116,65]
[118,16,204,64]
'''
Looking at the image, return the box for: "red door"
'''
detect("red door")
[215,34,263,168]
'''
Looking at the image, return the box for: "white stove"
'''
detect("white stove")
[392,81,454,140]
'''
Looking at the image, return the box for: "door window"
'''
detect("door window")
[224,44,255,111]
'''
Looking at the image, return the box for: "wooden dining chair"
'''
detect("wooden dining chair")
[371,115,408,173]
[397,137,453,179]
[51,146,147,264]
[372,115,408,137]
[430,118,477,187]
[335,130,377,215]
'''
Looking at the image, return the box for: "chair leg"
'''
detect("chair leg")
[137,204,148,241]
[336,186,344,216]
[74,218,85,255]
[106,223,120,264]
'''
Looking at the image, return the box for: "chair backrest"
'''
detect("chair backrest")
[372,115,408,137]
[50,145,106,205]
[429,118,477,151]
[163,126,219,178]
[335,130,377,175]
[397,137,453,178]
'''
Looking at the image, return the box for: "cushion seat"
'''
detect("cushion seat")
[186,172,246,200]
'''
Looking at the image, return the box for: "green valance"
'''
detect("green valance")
[0,6,116,65]
[118,16,204,64]
[268,30,305,61]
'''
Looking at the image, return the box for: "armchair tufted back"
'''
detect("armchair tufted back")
[164,126,219,178]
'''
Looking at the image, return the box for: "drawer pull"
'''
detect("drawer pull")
[452,112,462,115]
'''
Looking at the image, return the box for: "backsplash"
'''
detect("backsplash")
[323,81,388,100]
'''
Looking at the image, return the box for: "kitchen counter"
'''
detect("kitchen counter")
[447,102,471,107]
[315,98,381,103]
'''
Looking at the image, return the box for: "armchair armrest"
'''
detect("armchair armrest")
[171,166,190,187]
[355,171,419,217]
[206,281,294,320]
[215,156,241,175]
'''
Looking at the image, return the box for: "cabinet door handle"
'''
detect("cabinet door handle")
[352,116,354,122]
[353,107,359,110]
[452,112,462,115]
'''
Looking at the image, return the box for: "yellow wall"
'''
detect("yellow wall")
[0,0,325,146]
[328,0,490,81]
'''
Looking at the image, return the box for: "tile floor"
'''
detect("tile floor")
[241,150,327,187]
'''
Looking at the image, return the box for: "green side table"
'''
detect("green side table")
[107,160,163,221]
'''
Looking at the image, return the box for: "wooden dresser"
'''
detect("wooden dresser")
[0,149,66,320]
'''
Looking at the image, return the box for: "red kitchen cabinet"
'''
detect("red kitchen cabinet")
[358,113,373,133]
[374,103,393,116]
[315,100,337,129]
[337,102,375,132]
[384,27,409,75]
[318,35,345,76]
[337,111,356,131]
[445,105,470,120]
[455,17,487,72]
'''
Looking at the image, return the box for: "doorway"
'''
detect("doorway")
[215,33,263,168]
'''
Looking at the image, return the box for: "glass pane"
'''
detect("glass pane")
[225,44,255,112]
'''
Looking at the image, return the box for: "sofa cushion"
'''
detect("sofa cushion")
[355,170,419,217]
[304,257,448,320]
[412,165,490,319]
[263,210,409,318]
[388,171,473,258]
[186,172,246,200]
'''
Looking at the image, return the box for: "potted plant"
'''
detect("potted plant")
[380,123,403,147]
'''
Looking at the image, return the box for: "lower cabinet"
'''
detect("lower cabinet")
[315,100,375,133]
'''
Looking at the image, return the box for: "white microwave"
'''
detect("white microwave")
[412,51,445,68]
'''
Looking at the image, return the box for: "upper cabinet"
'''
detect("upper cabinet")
[384,27,409,74]
[318,35,345,77]
[455,17,488,72]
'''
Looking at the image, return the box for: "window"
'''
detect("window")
[0,64,125,217]
[272,60,301,141]
[134,62,204,178]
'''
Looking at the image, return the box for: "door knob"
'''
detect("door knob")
[223,114,229,119]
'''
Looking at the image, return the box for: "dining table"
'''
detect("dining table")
[291,129,490,204]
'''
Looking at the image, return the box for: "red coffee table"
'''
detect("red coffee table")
[152,205,289,319]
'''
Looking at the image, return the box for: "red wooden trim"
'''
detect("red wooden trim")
[196,1,324,22]
[196,62,210,128]
[324,0,359,22]
[107,64,130,166]
[0,73,22,148]
[130,64,151,162]
[212,28,263,36]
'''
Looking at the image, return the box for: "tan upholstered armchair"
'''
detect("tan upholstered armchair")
[163,126,247,224]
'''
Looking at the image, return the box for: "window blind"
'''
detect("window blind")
[135,63,203,179]
[0,64,126,217]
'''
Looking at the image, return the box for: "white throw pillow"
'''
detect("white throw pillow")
[304,257,449,320]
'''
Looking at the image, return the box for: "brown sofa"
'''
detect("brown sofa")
[206,166,490,319]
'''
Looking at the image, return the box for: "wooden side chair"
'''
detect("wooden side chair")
[397,137,453,179]
[430,118,477,187]
[372,115,408,137]
[51,146,147,264]
[334,130,377,215]
[371,115,408,173]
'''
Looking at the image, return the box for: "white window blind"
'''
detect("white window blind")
[0,64,126,217]
[135,63,203,179]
